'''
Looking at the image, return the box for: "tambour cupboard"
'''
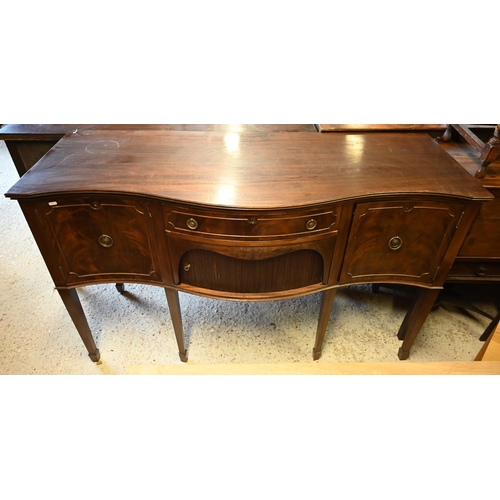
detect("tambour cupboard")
[4,130,493,362]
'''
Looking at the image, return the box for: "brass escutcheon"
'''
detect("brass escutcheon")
[186,218,198,230]
[98,234,114,248]
[306,219,317,230]
[388,236,403,250]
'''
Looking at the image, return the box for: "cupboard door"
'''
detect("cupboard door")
[179,249,324,293]
[44,198,161,284]
[340,200,465,285]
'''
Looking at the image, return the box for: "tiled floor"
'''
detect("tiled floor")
[0,139,498,374]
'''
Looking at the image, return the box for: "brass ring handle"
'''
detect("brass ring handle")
[476,266,487,276]
[186,218,198,230]
[98,234,114,248]
[184,264,191,272]
[388,236,403,250]
[306,219,317,230]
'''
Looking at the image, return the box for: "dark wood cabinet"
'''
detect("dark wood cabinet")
[5,130,492,363]
[439,138,500,284]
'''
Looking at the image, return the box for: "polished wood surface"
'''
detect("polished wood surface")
[0,123,317,139]
[5,131,492,363]
[317,124,446,132]
[6,131,490,206]
[0,124,317,176]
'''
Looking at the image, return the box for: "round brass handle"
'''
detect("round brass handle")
[388,236,403,250]
[186,218,198,230]
[306,219,317,231]
[184,264,191,272]
[476,266,487,276]
[98,234,114,248]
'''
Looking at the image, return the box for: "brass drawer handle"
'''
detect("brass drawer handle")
[98,234,114,248]
[186,218,198,230]
[306,219,317,230]
[388,236,403,250]
[476,266,487,276]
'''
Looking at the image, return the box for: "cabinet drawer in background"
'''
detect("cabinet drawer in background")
[457,195,500,258]
[447,259,500,280]
[164,206,340,239]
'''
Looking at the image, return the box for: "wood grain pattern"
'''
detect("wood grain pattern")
[6,131,491,207]
[317,124,447,132]
[45,200,158,281]
[179,249,323,293]
[0,123,317,139]
[341,200,465,285]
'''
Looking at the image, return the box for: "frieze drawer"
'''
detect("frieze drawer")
[164,206,340,239]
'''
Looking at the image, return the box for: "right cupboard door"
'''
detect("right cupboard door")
[340,200,465,286]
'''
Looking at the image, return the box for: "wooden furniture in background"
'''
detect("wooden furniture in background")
[438,130,500,287]
[442,124,500,179]
[5,130,491,363]
[317,124,446,132]
[475,311,500,361]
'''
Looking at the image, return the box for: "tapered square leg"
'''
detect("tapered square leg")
[57,288,100,362]
[397,288,441,360]
[313,288,337,361]
[165,288,188,362]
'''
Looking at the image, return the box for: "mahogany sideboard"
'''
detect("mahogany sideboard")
[4,130,492,362]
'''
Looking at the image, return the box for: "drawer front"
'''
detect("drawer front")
[458,218,500,258]
[43,198,161,284]
[447,259,500,280]
[164,206,339,239]
[340,200,465,285]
